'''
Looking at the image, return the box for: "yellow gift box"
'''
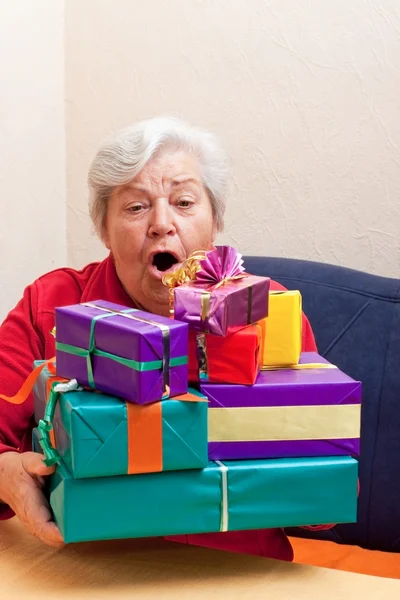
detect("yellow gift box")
[258,291,302,367]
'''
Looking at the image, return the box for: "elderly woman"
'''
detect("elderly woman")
[0,117,317,557]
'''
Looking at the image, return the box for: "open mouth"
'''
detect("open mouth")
[152,252,179,273]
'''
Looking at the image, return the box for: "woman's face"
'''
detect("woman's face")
[103,150,217,316]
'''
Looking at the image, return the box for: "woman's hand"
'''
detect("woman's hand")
[0,451,64,548]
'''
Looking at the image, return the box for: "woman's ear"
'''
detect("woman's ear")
[211,220,218,243]
[101,223,111,250]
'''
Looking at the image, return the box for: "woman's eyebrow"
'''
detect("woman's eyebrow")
[124,177,200,193]
[171,177,201,187]
[124,184,148,193]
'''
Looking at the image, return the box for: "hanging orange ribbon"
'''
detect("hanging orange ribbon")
[0,359,67,455]
[0,358,57,405]
[44,369,69,448]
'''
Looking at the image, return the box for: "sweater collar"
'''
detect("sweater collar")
[80,253,137,308]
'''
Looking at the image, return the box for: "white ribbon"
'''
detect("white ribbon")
[215,460,229,532]
[53,379,81,393]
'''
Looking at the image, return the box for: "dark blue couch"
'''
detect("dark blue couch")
[243,256,400,553]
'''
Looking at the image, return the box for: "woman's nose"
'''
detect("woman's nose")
[147,203,176,238]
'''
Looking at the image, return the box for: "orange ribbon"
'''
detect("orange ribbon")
[127,402,163,474]
[44,370,69,448]
[0,358,66,452]
[127,392,207,474]
[0,358,57,405]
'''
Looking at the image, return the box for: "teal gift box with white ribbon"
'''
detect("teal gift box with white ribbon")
[34,426,358,543]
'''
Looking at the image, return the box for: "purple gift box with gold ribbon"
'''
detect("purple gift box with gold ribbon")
[171,246,270,336]
[55,300,188,404]
[202,352,362,460]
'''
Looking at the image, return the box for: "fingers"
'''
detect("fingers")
[21,451,56,477]
[1,452,64,548]
[34,520,65,548]
[36,519,65,548]
[17,482,64,548]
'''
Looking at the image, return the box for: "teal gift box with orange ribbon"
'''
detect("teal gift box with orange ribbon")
[33,362,208,478]
[32,425,358,544]
[55,300,189,404]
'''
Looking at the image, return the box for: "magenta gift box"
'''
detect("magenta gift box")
[202,352,362,460]
[173,274,270,336]
[171,246,270,336]
[55,300,188,404]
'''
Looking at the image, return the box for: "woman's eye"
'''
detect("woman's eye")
[177,198,193,208]
[128,204,144,212]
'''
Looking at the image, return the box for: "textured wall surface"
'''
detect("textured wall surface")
[65,0,399,277]
[0,1,67,321]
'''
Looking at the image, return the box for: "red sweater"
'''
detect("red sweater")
[0,254,317,559]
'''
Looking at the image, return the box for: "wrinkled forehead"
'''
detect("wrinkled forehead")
[134,149,203,187]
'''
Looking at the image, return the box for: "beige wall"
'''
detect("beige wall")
[65,0,400,278]
[2,0,398,322]
[0,1,67,321]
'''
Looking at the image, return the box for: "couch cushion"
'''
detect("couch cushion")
[243,256,400,552]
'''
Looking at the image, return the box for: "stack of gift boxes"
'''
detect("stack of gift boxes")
[32,246,360,544]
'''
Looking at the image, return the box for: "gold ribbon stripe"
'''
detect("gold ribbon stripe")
[208,404,361,442]
[261,363,337,371]
[200,291,211,322]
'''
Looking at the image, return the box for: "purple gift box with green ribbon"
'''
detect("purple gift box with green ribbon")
[55,300,188,404]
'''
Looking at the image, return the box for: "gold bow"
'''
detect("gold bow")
[162,250,207,289]
[162,250,207,317]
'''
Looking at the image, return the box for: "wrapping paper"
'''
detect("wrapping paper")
[33,429,358,544]
[33,363,207,478]
[202,352,362,460]
[172,247,269,336]
[174,276,269,336]
[55,299,188,404]
[257,290,302,367]
[188,325,261,385]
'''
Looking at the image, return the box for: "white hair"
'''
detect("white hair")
[88,116,230,238]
